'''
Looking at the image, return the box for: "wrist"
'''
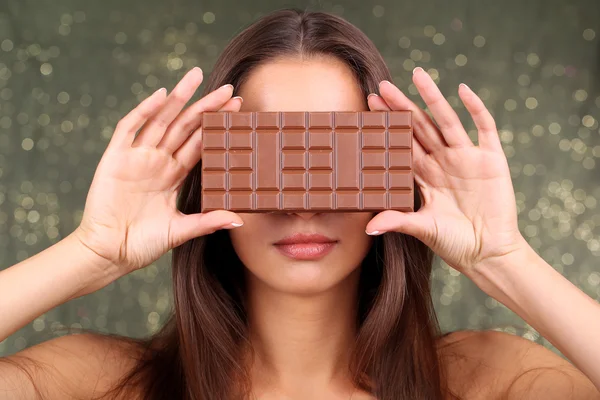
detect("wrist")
[468,236,541,300]
[63,230,125,298]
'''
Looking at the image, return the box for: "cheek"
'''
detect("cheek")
[228,214,269,260]
[335,212,374,258]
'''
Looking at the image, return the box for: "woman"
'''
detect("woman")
[0,8,598,400]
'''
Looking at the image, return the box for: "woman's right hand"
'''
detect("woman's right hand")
[73,67,244,274]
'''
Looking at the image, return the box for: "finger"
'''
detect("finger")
[412,67,473,148]
[366,92,390,111]
[156,84,237,154]
[367,93,428,165]
[217,96,244,112]
[133,67,204,148]
[108,88,167,151]
[365,210,435,243]
[169,210,244,247]
[173,97,243,171]
[378,80,448,153]
[411,135,428,170]
[458,83,503,153]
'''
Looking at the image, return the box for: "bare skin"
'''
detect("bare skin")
[0,58,599,399]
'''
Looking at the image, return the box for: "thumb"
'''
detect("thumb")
[365,210,435,242]
[169,210,244,247]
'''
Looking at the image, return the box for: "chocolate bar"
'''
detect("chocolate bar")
[200,111,413,213]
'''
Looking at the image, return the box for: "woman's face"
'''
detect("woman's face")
[230,55,374,295]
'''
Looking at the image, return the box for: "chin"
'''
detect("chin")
[245,256,361,296]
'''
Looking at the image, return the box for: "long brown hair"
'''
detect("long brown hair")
[109,8,449,400]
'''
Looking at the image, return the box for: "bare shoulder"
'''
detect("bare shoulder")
[0,333,143,400]
[437,330,600,400]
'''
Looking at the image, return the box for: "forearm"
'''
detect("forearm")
[0,231,121,342]
[471,241,600,390]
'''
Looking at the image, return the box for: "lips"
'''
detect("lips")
[273,233,338,260]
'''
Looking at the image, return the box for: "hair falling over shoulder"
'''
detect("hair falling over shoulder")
[105,8,454,400]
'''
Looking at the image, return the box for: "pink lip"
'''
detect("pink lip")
[273,233,338,260]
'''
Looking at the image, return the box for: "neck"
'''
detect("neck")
[245,267,361,394]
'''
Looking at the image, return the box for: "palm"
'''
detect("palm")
[414,146,519,270]
[79,147,184,271]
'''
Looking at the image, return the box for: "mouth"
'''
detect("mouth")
[273,233,338,260]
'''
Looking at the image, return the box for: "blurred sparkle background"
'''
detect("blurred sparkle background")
[0,0,599,358]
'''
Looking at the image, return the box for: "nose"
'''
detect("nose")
[286,212,318,221]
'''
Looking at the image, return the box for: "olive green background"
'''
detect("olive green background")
[1,0,599,358]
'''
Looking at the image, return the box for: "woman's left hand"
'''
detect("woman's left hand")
[368,70,600,395]
[366,67,528,276]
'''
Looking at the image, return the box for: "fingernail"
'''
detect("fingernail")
[220,84,234,91]
[459,83,470,90]
[413,67,424,75]
[192,66,203,74]
[232,96,243,103]
[366,230,384,236]
[154,87,166,95]
[367,93,379,100]
[380,80,392,87]
[220,221,243,230]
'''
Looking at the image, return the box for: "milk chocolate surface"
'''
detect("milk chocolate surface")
[200,111,413,212]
